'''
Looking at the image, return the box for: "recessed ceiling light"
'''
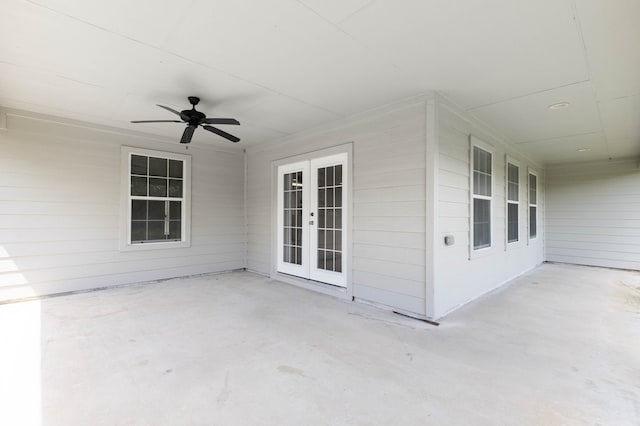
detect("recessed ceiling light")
[576,148,591,152]
[548,102,570,110]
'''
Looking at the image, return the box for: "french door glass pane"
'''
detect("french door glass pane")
[316,164,343,272]
[283,171,303,265]
[317,250,326,270]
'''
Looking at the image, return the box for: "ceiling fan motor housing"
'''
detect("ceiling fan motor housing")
[181,109,206,125]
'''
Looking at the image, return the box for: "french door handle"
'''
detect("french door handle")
[309,220,314,225]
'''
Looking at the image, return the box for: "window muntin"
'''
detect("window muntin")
[529,172,538,239]
[507,162,519,243]
[472,145,492,250]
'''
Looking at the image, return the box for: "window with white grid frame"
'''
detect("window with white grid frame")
[506,160,519,244]
[472,144,492,250]
[529,171,538,240]
[121,147,191,250]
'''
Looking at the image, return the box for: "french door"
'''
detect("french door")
[276,153,347,287]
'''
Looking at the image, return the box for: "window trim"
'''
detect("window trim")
[505,156,521,248]
[469,136,494,259]
[527,168,539,244]
[119,146,191,252]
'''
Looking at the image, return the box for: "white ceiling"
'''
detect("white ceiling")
[0,0,638,164]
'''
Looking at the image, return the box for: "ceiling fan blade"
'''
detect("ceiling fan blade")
[202,125,240,143]
[131,120,182,123]
[156,104,184,118]
[180,125,197,144]
[202,117,240,125]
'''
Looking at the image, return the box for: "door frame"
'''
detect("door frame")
[270,143,353,300]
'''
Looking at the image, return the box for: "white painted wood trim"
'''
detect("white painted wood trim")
[247,94,432,155]
[424,95,438,318]
[2,108,242,155]
[505,155,523,249]
[527,167,539,245]
[119,146,192,251]
[469,136,495,259]
[270,143,354,299]
[276,160,310,277]
[309,153,349,287]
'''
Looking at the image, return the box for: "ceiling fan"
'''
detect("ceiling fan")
[131,96,240,144]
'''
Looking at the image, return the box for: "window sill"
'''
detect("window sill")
[469,245,494,260]
[119,240,191,252]
[506,239,525,250]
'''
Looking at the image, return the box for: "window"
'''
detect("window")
[529,171,538,240]
[120,147,191,250]
[471,140,493,251]
[506,159,519,244]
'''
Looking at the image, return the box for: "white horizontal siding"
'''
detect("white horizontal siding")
[545,159,640,270]
[353,230,424,250]
[433,96,544,318]
[354,284,425,314]
[246,100,427,314]
[0,111,245,300]
[0,261,242,301]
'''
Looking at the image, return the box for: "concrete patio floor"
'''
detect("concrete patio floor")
[1,263,639,425]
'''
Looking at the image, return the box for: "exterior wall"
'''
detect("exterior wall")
[247,98,428,315]
[0,109,245,301]
[433,96,545,318]
[546,159,640,270]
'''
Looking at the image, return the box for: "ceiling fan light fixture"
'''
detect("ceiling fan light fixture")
[548,101,570,110]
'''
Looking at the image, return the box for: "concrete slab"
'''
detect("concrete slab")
[1,263,639,425]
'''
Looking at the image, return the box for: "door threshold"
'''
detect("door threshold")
[271,272,349,300]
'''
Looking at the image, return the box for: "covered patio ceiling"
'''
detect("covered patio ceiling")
[0,0,638,164]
